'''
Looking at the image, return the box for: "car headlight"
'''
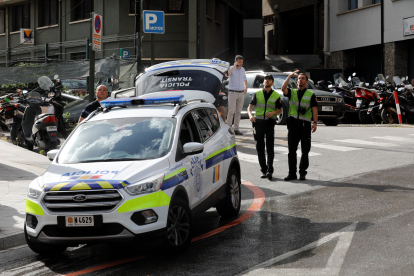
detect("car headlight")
[337,97,343,103]
[27,179,42,199]
[124,173,165,196]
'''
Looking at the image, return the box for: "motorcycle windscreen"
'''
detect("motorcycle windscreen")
[40,105,55,115]
[136,68,222,99]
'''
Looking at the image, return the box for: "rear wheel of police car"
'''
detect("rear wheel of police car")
[163,198,193,253]
[24,224,67,256]
[216,167,241,217]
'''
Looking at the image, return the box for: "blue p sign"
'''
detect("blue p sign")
[143,10,165,34]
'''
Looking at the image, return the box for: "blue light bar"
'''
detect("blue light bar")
[142,95,184,105]
[100,95,184,108]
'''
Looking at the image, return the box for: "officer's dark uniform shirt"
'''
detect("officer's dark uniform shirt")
[249,89,283,124]
[286,88,318,108]
[80,100,101,119]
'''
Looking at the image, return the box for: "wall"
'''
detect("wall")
[330,0,414,52]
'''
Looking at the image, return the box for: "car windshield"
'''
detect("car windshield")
[137,69,221,95]
[61,79,87,89]
[58,117,176,164]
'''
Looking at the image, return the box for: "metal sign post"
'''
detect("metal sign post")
[143,10,165,66]
[88,13,102,103]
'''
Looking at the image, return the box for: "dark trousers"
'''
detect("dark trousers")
[254,122,275,174]
[287,118,311,176]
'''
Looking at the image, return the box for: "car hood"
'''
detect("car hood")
[274,88,340,97]
[37,158,170,191]
[138,90,216,104]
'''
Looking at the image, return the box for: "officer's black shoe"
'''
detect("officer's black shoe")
[261,173,267,178]
[284,175,297,181]
[234,130,243,135]
[266,172,273,180]
[299,175,306,181]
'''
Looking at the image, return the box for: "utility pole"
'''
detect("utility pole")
[58,0,62,60]
[135,0,141,74]
[380,0,384,74]
[88,14,95,103]
[45,43,48,64]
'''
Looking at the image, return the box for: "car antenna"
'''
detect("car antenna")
[212,48,229,59]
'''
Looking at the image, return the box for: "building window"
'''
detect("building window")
[0,9,5,33]
[132,0,184,14]
[71,0,93,22]
[71,52,86,60]
[372,0,381,3]
[348,0,358,10]
[12,4,30,32]
[39,0,58,27]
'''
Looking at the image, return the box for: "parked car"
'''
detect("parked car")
[243,72,346,126]
[60,79,87,97]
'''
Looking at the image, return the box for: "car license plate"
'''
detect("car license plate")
[46,126,57,132]
[369,101,375,106]
[65,216,94,227]
[322,106,333,112]
[5,118,13,125]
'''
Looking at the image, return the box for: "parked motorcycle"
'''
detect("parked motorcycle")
[331,73,358,123]
[380,76,414,124]
[369,74,394,124]
[22,76,59,151]
[352,76,378,124]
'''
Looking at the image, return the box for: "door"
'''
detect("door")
[192,109,224,197]
[177,112,208,209]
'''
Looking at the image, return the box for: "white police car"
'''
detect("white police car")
[25,91,241,255]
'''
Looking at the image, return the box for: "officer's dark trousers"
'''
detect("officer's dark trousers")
[287,118,311,176]
[254,122,275,174]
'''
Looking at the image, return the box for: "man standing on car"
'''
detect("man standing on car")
[248,74,282,180]
[78,85,108,123]
[281,70,318,181]
[226,55,247,135]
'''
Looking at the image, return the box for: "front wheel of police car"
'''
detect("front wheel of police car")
[163,198,193,253]
[216,168,241,217]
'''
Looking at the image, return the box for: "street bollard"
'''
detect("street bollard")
[394,91,403,124]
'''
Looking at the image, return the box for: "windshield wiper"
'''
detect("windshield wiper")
[79,158,145,163]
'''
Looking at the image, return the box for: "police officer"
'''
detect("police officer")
[247,74,282,180]
[78,85,108,123]
[281,70,318,181]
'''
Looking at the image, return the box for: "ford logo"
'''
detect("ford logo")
[73,194,87,202]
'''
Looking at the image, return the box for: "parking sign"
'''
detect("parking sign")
[143,10,165,34]
[92,13,102,51]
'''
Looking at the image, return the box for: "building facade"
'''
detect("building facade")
[0,0,262,68]
[327,0,414,83]
[262,0,325,56]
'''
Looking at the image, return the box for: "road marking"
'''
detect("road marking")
[237,222,358,276]
[63,181,265,276]
[274,146,321,156]
[372,136,414,142]
[334,139,397,147]
[312,142,361,152]
[237,152,278,163]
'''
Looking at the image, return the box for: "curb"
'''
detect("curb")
[0,232,26,251]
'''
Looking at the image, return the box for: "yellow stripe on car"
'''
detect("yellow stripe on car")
[96,181,114,189]
[26,199,44,216]
[118,191,171,213]
[70,182,92,190]
[49,182,70,191]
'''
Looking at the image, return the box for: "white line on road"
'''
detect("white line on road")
[312,142,361,152]
[274,146,321,156]
[237,152,278,163]
[237,222,358,276]
[334,139,397,147]
[372,136,414,142]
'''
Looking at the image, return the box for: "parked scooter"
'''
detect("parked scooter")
[369,74,394,124]
[380,76,414,124]
[331,73,358,123]
[21,76,59,151]
[352,75,378,124]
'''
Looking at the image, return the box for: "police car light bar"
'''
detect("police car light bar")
[100,95,184,108]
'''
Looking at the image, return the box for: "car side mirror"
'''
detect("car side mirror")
[47,149,59,161]
[183,142,204,155]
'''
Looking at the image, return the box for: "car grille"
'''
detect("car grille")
[42,223,125,237]
[316,96,337,102]
[42,190,123,213]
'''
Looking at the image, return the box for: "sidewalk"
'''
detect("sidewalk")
[0,139,50,250]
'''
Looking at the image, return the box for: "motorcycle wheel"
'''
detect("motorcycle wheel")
[358,109,373,124]
[370,108,382,124]
[381,108,397,124]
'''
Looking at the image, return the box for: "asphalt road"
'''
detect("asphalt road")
[2,121,414,276]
